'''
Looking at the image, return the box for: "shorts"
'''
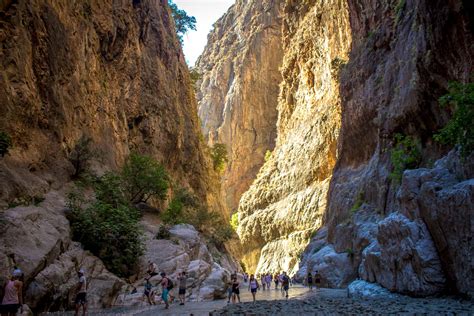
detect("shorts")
[251,288,257,293]
[179,288,186,295]
[162,288,169,302]
[232,289,240,295]
[75,292,87,305]
[0,304,20,313]
[283,285,289,291]
[144,290,151,297]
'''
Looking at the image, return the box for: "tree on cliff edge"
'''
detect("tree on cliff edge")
[169,1,196,42]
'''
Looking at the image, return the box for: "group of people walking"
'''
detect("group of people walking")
[305,270,322,291]
[230,271,292,304]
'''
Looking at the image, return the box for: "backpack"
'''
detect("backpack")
[167,278,174,290]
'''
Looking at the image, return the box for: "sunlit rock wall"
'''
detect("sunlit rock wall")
[236,0,352,274]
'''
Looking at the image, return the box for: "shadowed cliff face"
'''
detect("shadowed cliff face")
[196,0,284,213]
[0,0,218,209]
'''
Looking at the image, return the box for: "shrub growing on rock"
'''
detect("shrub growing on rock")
[0,131,12,157]
[389,133,421,183]
[68,136,95,178]
[434,81,474,157]
[169,1,196,42]
[230,212,239,231]
[211,143,228,173]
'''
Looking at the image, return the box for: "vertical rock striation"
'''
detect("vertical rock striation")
[196,0,285,213]
[236,0,352,273]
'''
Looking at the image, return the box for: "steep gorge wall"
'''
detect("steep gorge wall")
[196,0,284,213]
[236,0,352,273]
[0,0,228,311]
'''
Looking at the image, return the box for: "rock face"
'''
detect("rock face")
[196,0,285,212]
[235,0,352,274]
[0,192,126,311]
[0,0,216,208]
[0,0,231,312]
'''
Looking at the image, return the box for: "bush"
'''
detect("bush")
[69,136,95,178]
[389,133,422,183]
[264,150,272,162]
[155,224,171,239]
[122,153,169,204]
[189,67,201,92]
[161,197,184,225]
[211,143,228,173]
[0,132,12,158]
[67,153,168,276]
[67,186,143,277]
[434,81,474,157]
[230,212,239,231]
[169,1,196,42]
[350,191,365,214]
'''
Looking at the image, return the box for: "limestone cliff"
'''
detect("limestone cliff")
[200,0,474,298]
[236,0,352,273]
[196,0,284,213]
[0,0,231,311]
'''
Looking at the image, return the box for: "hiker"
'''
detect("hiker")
[226,278,233,304]
[281,272,290,299]
[243,273,248,283]
[265,273,272,290]
[260,274,266,291]
[146,261,158,279]
[248,274,259,303]
[160,272,171,309]
[306,272,313,291]
[274,273,279,289]
[0,270,23,316]
[74,269,87,316]
[279,273,285,293]
[314,270,322,290]
[177,271,187,305]
[143,279,156,305]
[231,276,241,303]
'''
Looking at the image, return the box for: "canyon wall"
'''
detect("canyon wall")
[236,0,352,273]
[198,0,474,297]
[196,0,284,213]
[0,0,232,311]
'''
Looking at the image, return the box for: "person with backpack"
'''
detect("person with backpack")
[231,276,241,303]
[281,272,290,299]
[306,272,313,291]
[248,274,259,303]
[74,269,87,316]
[0,270,23,316]
[160,272,172,309]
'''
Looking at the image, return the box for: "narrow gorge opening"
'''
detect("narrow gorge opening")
[0,0,473,314]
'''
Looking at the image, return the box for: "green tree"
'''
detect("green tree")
[0,132,12,158]
[211,143,228,173]
[169,1,197,42]
[122,153,169,204]
[434,81,474,157]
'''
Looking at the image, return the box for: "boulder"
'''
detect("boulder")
[348,279,400,300]
[25,243,126,311]
[197,263,231,301]
[360,212,446,296]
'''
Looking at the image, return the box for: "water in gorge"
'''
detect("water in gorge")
[0,0,473,315]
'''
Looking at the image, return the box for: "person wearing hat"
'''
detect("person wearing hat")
[74,269,87,316]
[0,271,23,316]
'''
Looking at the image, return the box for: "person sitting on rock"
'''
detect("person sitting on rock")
[0,270,23,316]
[74,269,87,316]
[143,279,156,305]
[146,261,158,279]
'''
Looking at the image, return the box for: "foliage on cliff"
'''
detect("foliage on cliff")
[434,81,474,157]
[211,143,228,173]
[390,134,422,183]
[67,154,169,277]
[169,1,196,42]
[0,132,12,158]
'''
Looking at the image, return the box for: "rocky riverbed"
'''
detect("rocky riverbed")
[47,285,474,315]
